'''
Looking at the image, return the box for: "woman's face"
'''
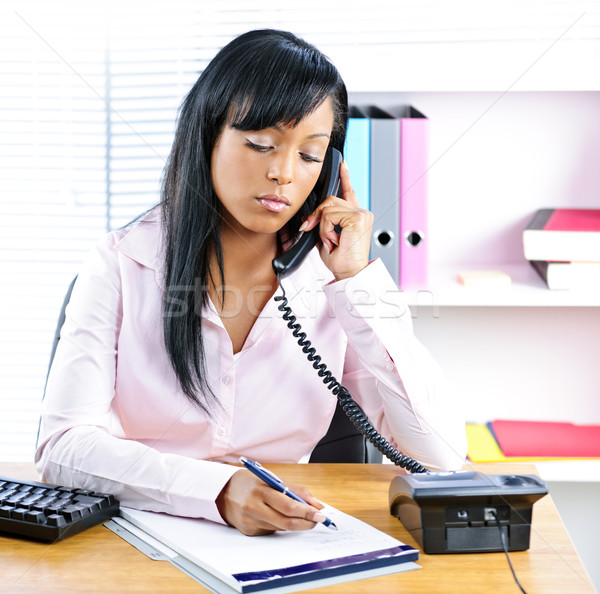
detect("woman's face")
[211,97,335,238]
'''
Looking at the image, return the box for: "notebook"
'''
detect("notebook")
[107,504,419,593]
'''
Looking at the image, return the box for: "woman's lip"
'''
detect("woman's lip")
[256,195,290,213]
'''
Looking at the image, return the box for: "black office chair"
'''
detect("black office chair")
[39,277,381,463]
[308,402,382,463]
[36,276,78,449]
[45,276,78,382]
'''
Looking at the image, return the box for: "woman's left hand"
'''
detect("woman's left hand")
[299,161,374,280]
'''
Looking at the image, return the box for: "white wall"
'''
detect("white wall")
[349,91,600,426]
[351,91,600,266]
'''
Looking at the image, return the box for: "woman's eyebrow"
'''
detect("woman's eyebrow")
[269,124,330,140]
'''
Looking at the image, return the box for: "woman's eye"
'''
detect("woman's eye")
[245,140,271,152]
[301,153,322,163]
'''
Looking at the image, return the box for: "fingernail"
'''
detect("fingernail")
[299,221,308,232]
[313,512,326,523]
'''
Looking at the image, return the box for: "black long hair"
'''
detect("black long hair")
[160,29,348,414]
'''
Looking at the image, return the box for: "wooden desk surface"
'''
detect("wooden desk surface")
[1,462,593,593]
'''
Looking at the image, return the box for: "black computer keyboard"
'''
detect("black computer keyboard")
[0,475,119,542]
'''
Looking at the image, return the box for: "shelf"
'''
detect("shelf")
[403,262,600,307]
[529,460,600,483]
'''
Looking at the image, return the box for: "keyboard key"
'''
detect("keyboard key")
[92,493,117,506]
[45,502,68,514]
[32,496,59,510]
[0,505,13,518]
[0,493,17,505]
[6,492,29,504]
[21,493,46,507]
[10,508,28,520]
[25,511,47,524]
[46,514,67,527]
[74,494,106,507]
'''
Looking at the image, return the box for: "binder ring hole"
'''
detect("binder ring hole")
[405,231,423,247]
[375,230,394,247]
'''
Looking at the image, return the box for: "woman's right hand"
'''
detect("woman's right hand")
[215,469,326,536]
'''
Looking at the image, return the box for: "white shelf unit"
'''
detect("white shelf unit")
[347,88,600,432]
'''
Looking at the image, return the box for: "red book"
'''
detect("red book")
[523,208,600,262]
[490,419,600,458]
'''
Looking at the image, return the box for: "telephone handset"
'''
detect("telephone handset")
[271,146,428,473]
[272,147,343,276]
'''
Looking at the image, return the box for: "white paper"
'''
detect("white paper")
[119,505,415,590]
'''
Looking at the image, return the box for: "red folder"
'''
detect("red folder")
[490,420,600,458]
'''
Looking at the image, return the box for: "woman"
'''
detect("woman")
[36,29,467,536]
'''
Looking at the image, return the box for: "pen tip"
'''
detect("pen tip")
[330,522,338,530]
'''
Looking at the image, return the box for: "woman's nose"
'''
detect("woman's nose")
[268,152,294,185]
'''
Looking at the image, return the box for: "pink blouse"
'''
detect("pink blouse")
[35,208,467,524]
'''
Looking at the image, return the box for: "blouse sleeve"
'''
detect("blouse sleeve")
[322,258,468,471]
[35,232,238,523]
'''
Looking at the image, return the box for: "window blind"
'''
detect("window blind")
[0,4,201,461]
[1,0,599,462]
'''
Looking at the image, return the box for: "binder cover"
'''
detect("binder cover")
[491,419,600,458]
[392,105,429,289]
[364,105,400,283]
[344,106,370,211]
[466,423,506,462]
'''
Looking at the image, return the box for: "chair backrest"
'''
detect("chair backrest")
[46,276,78,378]
[36,276,78,448]
[38,277,381,463]
[308,401,382,463]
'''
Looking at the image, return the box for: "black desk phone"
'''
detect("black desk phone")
[271,146,547,557]
[389,470,548,554]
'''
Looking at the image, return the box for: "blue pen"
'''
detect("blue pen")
[239,456,338,530]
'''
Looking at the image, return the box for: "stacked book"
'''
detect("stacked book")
[344,105,428,289]
[522,208,600,290]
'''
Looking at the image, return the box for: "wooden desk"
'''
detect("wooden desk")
[1,462,594,593]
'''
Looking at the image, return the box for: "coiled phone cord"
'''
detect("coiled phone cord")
[274,277,429,474]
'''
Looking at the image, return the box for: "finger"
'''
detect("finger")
[262,490,326,531]
[287,483,325,510]
[339,161,360,207]
[299,197,346,233]
[319,205,363,245]
[234,494,320,535]
[319,211,343,247]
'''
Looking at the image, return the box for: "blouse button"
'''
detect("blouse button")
[222,375,232,385]
[218,427,227,437]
